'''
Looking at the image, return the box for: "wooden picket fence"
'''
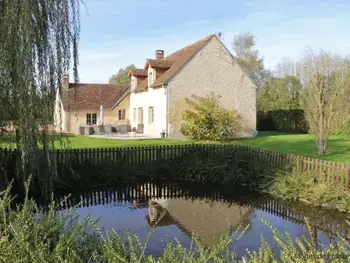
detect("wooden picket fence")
[0,144,349,187]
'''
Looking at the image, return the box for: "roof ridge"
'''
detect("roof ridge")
[164,34,215,59]
[134,34,216,93]
[63,83,129,110]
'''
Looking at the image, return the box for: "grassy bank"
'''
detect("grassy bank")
[268,169,350,213]
[53,146,350,213]
[1,182,349,263]
[1,139,349,213]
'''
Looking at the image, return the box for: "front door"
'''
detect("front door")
[138,107,143,124]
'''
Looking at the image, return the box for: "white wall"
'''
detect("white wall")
[129,86,167,137]
[53,89,69,133]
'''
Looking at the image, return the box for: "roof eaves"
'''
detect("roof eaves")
[144,60,151,69]
[212,35,258,89]
[110,86,131,110]
[154,34,216,86]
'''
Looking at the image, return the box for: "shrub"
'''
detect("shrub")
[269,169,350,212]
[257,109,308,133]
[180,93,242,141]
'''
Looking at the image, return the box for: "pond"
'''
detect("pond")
[52,182,350,258]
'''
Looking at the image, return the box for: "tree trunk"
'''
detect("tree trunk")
[318,139,326,155]
[318,106,327,155]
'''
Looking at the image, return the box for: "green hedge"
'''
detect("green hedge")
[257,110,309,133]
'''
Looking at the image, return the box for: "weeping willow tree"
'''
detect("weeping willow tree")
[0,0,81,196]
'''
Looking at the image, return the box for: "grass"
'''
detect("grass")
[0,134,195,149]
[231,131,350,164]
[1,131,350,163]
[56,136,193,149]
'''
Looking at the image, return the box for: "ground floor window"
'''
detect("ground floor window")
[148,106,154,124]
[86,113,97,125]
[119,109,126,121]
[133,108,136,122]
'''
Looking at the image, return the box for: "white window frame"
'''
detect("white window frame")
[148,106,154,124]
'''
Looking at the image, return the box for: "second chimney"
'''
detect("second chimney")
[155,50,164,59]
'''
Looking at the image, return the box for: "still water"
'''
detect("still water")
[55,182,350,258]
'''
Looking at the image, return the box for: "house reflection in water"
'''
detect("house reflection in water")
[145,198,253,247]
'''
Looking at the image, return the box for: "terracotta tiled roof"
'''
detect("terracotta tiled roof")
[129,69,148,77]
[134,34,215,93]
[62,83,129,111]
[145,59,174,69]
[156,71,163,79]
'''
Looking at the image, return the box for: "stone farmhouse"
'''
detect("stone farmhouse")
[54,34,257,137]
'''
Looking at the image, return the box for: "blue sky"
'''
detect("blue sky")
[78,0,350,83]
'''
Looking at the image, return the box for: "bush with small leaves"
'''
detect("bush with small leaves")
[180,93,243,141]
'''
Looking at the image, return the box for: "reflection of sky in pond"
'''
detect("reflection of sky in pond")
[57,185,349,259]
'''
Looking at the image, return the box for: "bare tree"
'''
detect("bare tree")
[274,58,297,77]
[300,49,350,155]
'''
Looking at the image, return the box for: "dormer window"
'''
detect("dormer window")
[148,71,153,87]
[131,77,136,90]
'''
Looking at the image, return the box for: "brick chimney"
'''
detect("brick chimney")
[155,50,164,60]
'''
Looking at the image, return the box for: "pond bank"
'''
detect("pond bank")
[267,169,350,213]
[2,144,350,214]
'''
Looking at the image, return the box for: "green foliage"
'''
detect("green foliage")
[109,64,136,85]
[180,93,242,141]
[232,32,271,88]
[300,51,350,155]
[257,110,308,133]
[269,169,350,212]
[258,75,302,111]
[0,0,81,196]
[233,33,263,73]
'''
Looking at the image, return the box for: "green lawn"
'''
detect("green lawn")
[0,135,194,149]
[55,136,193,148]
[232,132,350,164]
[1,132,350,163]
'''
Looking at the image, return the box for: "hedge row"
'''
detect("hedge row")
[257,109,309,133]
